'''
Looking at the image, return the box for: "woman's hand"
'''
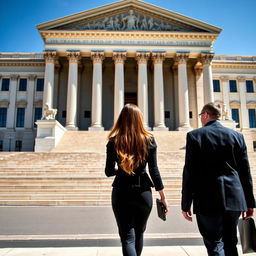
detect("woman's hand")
[158,190,169,214]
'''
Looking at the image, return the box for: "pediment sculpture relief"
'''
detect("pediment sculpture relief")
[54,10,203,32]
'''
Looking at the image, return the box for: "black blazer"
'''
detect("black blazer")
[105,137,164,191]
[182,120,256,214]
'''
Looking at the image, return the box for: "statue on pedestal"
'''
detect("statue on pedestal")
[42,103,57,120]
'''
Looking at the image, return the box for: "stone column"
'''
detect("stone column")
[194,62,203,128]
[89,51,105,131]
[43,51,57,109]
[53,61,61,110]
[220,76,231,120]
[25,75,36,129]
[201,53,214,104]
[175,53,190,130]
[113,51,126,122]
[136,51,150,129]
[151,52,168,131]
[66,51,80,130]
[238,76,249,129]
[6,75,19,129]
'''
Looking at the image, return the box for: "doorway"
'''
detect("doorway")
[125,92,137,106]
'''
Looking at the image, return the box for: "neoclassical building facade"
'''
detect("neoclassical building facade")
[0,0,256,151]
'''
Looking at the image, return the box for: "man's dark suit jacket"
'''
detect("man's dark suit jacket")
[182,120,256,215]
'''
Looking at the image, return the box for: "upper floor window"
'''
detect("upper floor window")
[229,80,237,92]
[213,80,221,92]
[248,109,256,128]
[16,108,25,128]
[36,78,44,91]
[19,78,27,91]
[0,108,7,127]
[34,108,42,127]
[231,109,240,128]
[246,80,254,93]
[1,78,10,91]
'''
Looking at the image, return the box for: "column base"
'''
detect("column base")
[65,125,78,131]
[176,125,191,131]
[89,126,104,131]
[153,126,169,131]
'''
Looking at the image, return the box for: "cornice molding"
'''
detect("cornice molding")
[0,62,45,67]
[40,30,218,42]
[212,63,256,70]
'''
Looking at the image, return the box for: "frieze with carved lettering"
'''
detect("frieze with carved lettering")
[52,10,205,32]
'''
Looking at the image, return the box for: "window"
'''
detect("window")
[246,80,254,93]
[213,80,221,92]
[1,78,10,91]
[15,140,22,152]
[19,79,27,91]
[231,109,240,128]
[36,78,44,91]
[248,109,256,128]
[0,108,7,127]
[16,108,25,127]
[229,80,237,92]
[34,108,42,127]
[0,141,3,151]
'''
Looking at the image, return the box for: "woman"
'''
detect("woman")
[105,104,168,256]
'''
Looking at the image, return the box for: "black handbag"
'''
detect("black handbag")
[238,218,256,253]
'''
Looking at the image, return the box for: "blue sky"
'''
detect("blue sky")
[1,0,255,55]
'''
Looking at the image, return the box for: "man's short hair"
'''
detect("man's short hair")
[201,103,221,119]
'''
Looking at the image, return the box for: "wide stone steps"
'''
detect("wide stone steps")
[0,150,255,206]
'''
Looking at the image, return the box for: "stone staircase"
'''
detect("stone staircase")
[0,131,255,206]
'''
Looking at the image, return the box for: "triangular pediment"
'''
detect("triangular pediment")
[37,0,221,34]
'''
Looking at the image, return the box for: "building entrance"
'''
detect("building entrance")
[125,92,137,105]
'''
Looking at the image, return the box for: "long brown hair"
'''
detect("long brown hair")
[108,104,152,175]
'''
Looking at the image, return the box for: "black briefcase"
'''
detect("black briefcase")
[238,218,256,253]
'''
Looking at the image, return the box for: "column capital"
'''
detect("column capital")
[237,76,246,82]
[91,51,105,64]
[220,76,229,82]
[136,52,150,65]
[152,52,165,64]
[28,74,37,81]
[44,51,57,64]
[175,53,189,64]
[200,53,214,65]
[10,74,19,81]
[113,51,127,64]
[67,51,81,64]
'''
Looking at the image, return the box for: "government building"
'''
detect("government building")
[0,0,256,152]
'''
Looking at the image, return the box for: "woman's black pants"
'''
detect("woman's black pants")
[112,187,153,256]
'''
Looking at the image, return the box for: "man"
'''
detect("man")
[182,103,255,256]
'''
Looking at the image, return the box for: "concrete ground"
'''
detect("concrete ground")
[0,205,255,255]
[0,245,255,256]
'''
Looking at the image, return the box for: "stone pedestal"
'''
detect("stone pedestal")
[35,120,66,152]
[219,120,238,130]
